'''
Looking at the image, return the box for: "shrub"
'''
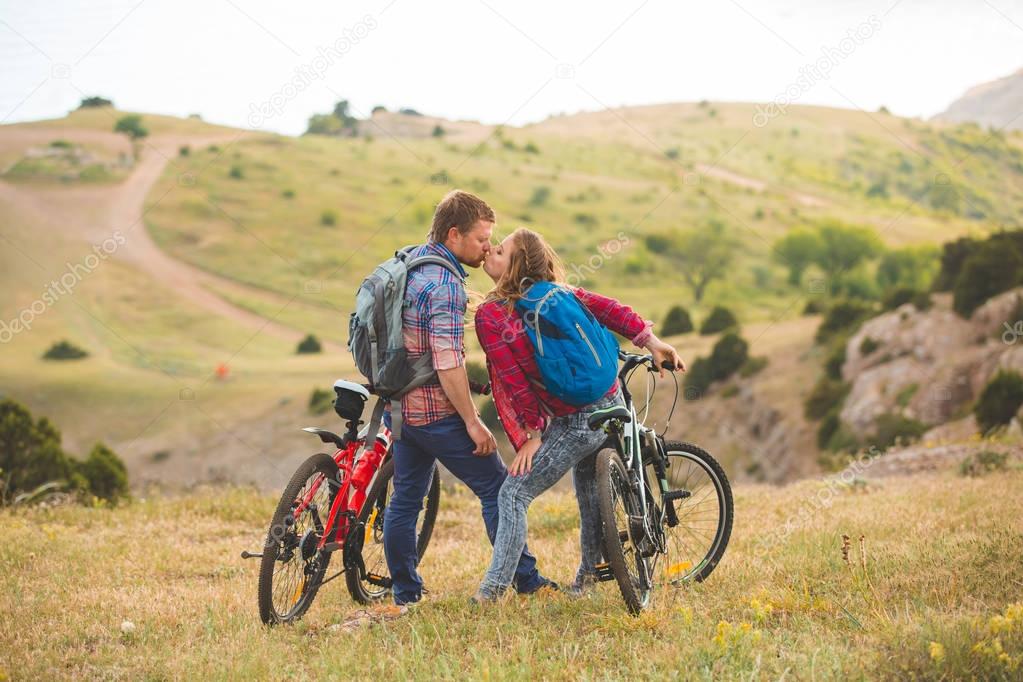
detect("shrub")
[708,332,748,381]
[953,239,1023,316]
[814,300,874,344]
[859,337,880,356]
[824,341,846,380]
[76,443,129,502]
[431,125,445,138]
[802,299,825,315]
[739,356,768,378]
[229,165,244,179]
[178,145,190,157]
[573,213,597,226]
[50,139,73,149]
[308,387,333,415]
[866,413,926,450]
[804,377,850,421]
[465,361,489,387]
[817,411,840,449]
[664,147,680,160]
[683,357,713,400]
[895,383,918,408]
[282,189,295,199]
[524,142,540,154]
[959,450,1009,477]
[320,209,337,226]
[661,305,694,336]
[42,340,88,361]
[296,334,322,354]
[883,287,932,311]
[974,370,1023,433]
[699,306,738,335]
[528,186,551,207]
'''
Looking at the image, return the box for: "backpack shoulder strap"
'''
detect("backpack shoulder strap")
[406,254,462,278]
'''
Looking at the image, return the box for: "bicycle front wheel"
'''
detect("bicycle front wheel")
[652,441,733,586]
[257,453,340,625]
[596,448,652,615]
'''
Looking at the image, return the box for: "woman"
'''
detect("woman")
[473,227,685,600]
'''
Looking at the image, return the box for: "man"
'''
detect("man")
[382,189,555,606]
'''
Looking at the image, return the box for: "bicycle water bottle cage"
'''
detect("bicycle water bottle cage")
[587,404,632,431]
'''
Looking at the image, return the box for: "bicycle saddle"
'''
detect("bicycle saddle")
[587,405,632,431]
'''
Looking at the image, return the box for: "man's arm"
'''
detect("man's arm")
[437,367,496,455]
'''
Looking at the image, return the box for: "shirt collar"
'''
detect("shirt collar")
[426,241,468,279]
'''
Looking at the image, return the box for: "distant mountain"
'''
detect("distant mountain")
[937,68,1023,130]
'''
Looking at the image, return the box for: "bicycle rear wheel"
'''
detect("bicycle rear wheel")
[651,441,733,586]
[258,453,340,625]
[596,448,652,615]
[344,459,440,604]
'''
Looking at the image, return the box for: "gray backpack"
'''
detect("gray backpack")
[348,244,462,440]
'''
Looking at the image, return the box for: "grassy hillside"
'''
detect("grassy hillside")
[3,101,1023,491]
[1,469,1021,679]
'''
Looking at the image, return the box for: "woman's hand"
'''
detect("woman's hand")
[509,437,541,476]
[646,335,686,377]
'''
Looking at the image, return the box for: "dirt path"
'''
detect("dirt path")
[0,128,343,350]
[694,163,830,207]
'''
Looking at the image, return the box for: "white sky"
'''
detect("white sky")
[1,0,1021,136]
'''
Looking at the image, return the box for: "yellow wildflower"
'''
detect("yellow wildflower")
[929,641,945,663]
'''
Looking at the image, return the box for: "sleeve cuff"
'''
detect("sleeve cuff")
[431,348,464,370]
[631,320,654,349]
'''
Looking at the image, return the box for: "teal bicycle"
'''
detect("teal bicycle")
[589,351,734,614]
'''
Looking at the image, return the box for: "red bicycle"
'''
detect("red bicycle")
[244,379,444,625]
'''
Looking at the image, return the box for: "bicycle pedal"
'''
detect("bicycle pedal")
[662,489,691,502]
[365,573,393,588]
[594,563,615,582]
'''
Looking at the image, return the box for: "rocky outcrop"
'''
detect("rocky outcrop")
[839,289,1023,435]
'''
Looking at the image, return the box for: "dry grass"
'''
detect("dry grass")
[1,468,1021,680]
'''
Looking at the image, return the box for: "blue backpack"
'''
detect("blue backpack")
[515,281,620,406]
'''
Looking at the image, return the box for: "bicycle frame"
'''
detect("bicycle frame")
[290,425,393,553]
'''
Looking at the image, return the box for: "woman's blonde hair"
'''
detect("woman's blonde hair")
[488,227,567,310]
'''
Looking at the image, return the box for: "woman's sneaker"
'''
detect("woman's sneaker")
[567,572,600,598]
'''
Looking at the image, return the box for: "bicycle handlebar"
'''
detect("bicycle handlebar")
[617,351,678,373]
[361,380,492,397]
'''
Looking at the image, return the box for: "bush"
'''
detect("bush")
[282,189,295,199]
[465,361,489,387]
[528,186,551,207]
[296,334,322,354]
[661,305,694,336]
[859,337,880,356]
[699,306,738,335]
[882,287,932,311]
[178,145,190,157]
[824,341,846,380]
[953,239,1023,316]
[683,357,713,400]
[77,443,129,502]
[867,413,926,450]
[959,450,1009,477]
[50,139,73,149]
[229,165,244,179]
[974,370,1023,433]
[802,299,825,315]
[708,332,748,381]
[431,125,445,138]
[524,142,540,154]
[320,209,337,226]
[42,340,88,361]
[804,377,850,421]
[815,300,874,344]
[308,387,333,415]
[739,356,768,378]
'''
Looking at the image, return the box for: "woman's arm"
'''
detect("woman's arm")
[475,303,547,452]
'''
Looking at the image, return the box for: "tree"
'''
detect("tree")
[773,229,821,286]
[811,220,883,275]
[0,399,72,502]
[647,220,735,302]
[432,124,445,138]
[78,96,113,109]
[876,246,939,292]
[114,115,148,140]
[296,334,322,354]
[78,443,129,502]
[975,370,1023,434]
[699,306,739,335]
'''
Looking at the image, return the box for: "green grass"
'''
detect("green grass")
[1,470,1020,679]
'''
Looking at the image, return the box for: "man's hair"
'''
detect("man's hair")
[429,190,495,244]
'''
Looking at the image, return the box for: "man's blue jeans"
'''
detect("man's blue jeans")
[382,412,545,605]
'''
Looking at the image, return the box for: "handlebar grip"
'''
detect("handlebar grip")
[660,360,677,371]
